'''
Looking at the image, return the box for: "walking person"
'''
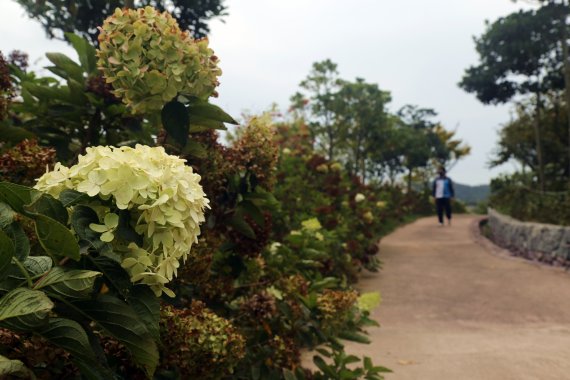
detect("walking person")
[432,167,454,226]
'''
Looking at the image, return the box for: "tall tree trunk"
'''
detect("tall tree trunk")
[534,90,545,192]
[561,4,570,186]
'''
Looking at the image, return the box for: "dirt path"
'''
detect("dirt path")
[347,214,570,380]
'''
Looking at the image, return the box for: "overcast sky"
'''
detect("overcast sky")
[0,0,535,185]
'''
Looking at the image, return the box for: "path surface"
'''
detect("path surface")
[348,214,570,380]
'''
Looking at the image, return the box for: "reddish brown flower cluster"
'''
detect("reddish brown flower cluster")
[8,50,28,71]
[0,51,14,120]
[230,116,279,190]
[0,139,56,186]
[159,302,245,379]
[240,291,277,320]
[0,328,76,379]
[87,73,121,104]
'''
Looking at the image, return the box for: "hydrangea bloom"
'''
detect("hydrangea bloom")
[97,7,221,114]
[35,145,209,296]
[301,218,322,231]
[354,193,366,203]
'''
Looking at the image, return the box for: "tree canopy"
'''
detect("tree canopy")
[14,0,227,44]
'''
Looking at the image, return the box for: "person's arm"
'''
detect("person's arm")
[448,178,455,198]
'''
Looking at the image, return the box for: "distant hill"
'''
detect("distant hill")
[454,183,490,205]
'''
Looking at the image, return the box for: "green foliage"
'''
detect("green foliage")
[0,182,162,378]
[490,173,570,225]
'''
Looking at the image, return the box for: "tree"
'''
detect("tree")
[333,78,391,181]
[298,59,342,161]
[459,4,568,190]
[14,0,227,44]
[430,124,471,171]
[492,97,569,189]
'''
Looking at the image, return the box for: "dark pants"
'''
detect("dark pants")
[436,198,452,223]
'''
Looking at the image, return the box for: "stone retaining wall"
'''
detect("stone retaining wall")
[487,208,570,262]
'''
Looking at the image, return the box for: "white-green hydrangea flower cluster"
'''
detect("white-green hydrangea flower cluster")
[96,6,221,114]
[35,145,210,297]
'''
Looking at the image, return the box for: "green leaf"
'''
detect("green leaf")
[66,33,97,74]
[0,182,41,215]
[46,52,84,82]
[34,267,101,299]
[59,189,89,207]
[4,222,30,261]
[283,369,298,380]
[127,285,160,342]
[36,318,112,380]
[26,194,69,225]
[188,100,237,124]
[181,139,207,158]
[0,288,53,322]
[229,213,256,239]
[23,256,53,276]
[34,214,80,261]
[71,205,112,254]
[0,202,16,228]
[0,125,36,145]
[239,200,265,226]
[89,256,132,298]
[188,114,227,130]
[0,229,15,278]
[0,355,35,379]
[313,355,336,377]
[23,82,72,103]
[73,296,159,378]
[337,331,371,344]
[161,100,189,147]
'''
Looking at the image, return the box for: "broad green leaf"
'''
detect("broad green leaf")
[0,229,14,278]
[188,100,237,124]
[46,52,84,82]
[188,114,227,130]
[66,33,97,74]
[0,182,41,215]
[127,285,160,341]
[313,355,336,377]
[161,100,189,147]
[34,267,101,299]
[4,222,30,260]
[337,331,371,344]
[73,296,159,378]
[36,318,111,380]
[23,82,72,103]
[0,355,35,379]
[71,205,112,255]
[0,257,52,292]
[238,200,265,226]
[0,288,53,322]
[26,194,69,225]
[0,125,36,145]
[59,189,89,207]
[35,214,80,261]
[90,256,132,298]
[181,139,207,158]
[229,213,256,239]
[0,202,16,227]
[23,256,53,276]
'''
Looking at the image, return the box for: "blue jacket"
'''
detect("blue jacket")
[432,176,454,199]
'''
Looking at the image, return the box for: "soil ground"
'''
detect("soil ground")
[337,214,570,379]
